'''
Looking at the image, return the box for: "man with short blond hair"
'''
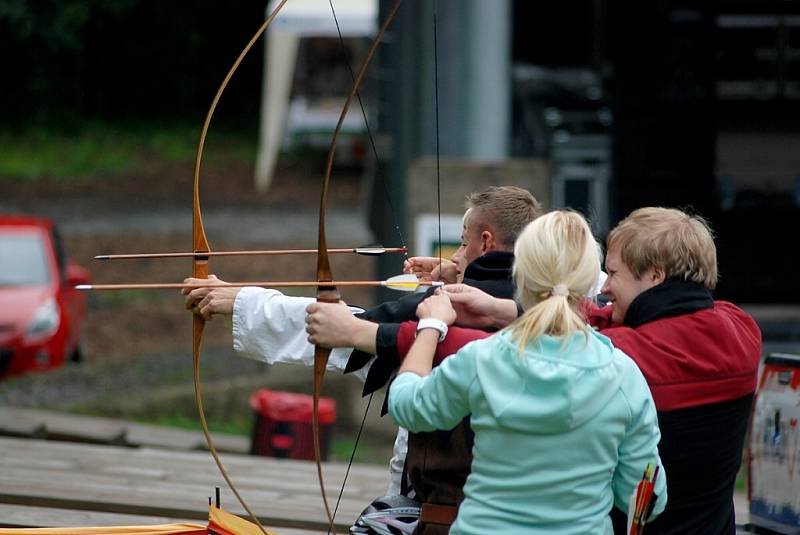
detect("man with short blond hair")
[416,206,761,534]
[595,207,759,534]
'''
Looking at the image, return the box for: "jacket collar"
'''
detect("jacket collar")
[463,250,514,282]
[624,278,714,328]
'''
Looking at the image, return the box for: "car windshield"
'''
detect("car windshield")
[0,233,51,286]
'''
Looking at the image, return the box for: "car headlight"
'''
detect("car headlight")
[25,298,61,342]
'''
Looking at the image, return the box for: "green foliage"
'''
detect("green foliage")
[0,127,134,180]
[0,122,257,180]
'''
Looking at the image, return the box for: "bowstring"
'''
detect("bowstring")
[331,392,373,529]
[433,0,442,276]
[328,0,407,259]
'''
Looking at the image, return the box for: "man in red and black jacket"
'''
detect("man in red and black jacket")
[393,207,761,534]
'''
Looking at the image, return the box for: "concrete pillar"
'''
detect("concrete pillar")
[464,0,512,160]
[426,0,512,159]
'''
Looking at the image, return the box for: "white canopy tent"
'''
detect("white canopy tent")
[255,0,378,192]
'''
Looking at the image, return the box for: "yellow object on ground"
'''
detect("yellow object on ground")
[0,524,207,535]
[0,506,281,535]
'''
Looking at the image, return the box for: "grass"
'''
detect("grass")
[736,448,749,492]
[0,122,258,180]
[136,413,389,465]
[145,412,253,437]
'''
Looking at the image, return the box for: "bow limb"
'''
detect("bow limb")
[191,2,291,533]
[315,2,404,532]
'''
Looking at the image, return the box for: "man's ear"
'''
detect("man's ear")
[480,230,495,253]
[650,267,666,285]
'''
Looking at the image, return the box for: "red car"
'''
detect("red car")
[0,215,90,378]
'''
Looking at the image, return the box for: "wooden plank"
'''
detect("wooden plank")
[0,409,46,439]
[0,437,387,494]
[0,504,195,528]
[0,469,370,530]
[0,408,249,453]
[0,408,126,445]
[0,505,334,534]
[0,437,385,532]
[124,422,248,453]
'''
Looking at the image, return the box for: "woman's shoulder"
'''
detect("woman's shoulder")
[456,331,519,365]
[607,344,654,404]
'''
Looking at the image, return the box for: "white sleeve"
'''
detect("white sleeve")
[231,287,372,380]
[386,427,409,496]
[589,270,608,297]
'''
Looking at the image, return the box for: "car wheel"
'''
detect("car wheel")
[70,325,88,363]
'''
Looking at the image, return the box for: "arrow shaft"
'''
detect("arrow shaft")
[78,280,440,291]
[96,247,407,260]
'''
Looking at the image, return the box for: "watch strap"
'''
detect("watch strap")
[416,317,448,342]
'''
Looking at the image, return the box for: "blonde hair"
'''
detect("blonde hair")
[509,210,601,351]
[466,186,544,250]
[607,207,718,290]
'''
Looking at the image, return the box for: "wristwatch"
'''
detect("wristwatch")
[416,317,448,342]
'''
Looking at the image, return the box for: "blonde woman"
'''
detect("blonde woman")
[388,210,667,534]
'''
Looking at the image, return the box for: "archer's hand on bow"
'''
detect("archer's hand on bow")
[305,301,377,353]
[183,274,240,320]
[403,256,461,284]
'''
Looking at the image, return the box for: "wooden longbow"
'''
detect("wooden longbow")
[189,1,408,533]
[49,2,421,534]
[191,1,291,533]
[314,1,403,532]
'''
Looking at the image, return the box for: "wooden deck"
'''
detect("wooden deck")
[0,436,388,534]
[0,410,754,531]
[0,407,250,453]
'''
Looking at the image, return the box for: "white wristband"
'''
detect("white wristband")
[416,317,448,342]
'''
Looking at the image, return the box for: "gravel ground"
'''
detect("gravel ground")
[0,199,373,246]
[0,346,264,410]
[1,158,384,362]
[0,161,397,463]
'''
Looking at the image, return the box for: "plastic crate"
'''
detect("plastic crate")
[249,388,336,461]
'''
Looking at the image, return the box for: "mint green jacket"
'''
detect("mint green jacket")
[389,329,666,535]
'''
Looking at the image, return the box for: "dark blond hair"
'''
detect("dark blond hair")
[607,207,718,290]
[465,186,544,250]
[509,210,601,351]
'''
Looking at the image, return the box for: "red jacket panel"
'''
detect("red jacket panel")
[588,301,761,411]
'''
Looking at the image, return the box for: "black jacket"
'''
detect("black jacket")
[598,281,761,535]
[344,251,516,399]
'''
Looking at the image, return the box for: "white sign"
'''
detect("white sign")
[415,213,463,258]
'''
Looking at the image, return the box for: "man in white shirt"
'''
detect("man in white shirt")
[182,186,544,501]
